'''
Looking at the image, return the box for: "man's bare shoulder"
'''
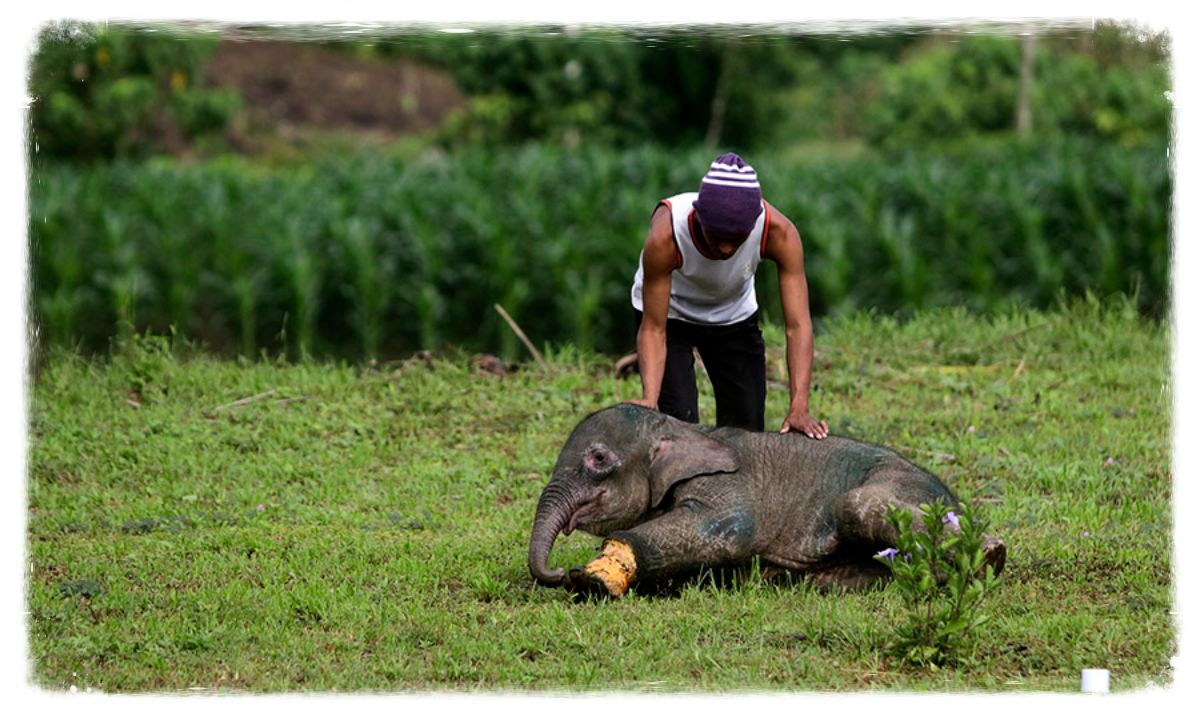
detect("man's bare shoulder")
[763,203,804,265]
[643,203,679,273]
[767,202,799,239]
[650,203,674,237]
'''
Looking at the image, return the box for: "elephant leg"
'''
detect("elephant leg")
[568,503,757,598]
[836,477,1006,579]
[835,480,925,548]
[803,560,893,592]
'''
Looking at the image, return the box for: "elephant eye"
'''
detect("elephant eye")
[583,444,619,477]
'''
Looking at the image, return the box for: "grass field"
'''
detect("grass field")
[25,298,1173,692]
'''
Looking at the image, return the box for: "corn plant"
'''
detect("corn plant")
[877,203,928,308]
[332,215,391,360]
[97,206,144,343]
[27,137,1171,360]
[31,172,90,347]
[279,214,321,360]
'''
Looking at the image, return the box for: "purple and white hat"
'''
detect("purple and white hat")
[693,152,763,236]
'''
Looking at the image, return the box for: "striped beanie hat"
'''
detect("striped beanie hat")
[693,152,763,236]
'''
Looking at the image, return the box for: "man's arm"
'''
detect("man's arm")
[631,204,677,409]
[763,207,829,438]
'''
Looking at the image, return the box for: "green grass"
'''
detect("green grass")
[26,298,1173,692]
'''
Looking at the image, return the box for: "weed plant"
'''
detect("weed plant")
[875,497,1001,668]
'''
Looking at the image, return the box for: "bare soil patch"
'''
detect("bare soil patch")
[203,40,463,138]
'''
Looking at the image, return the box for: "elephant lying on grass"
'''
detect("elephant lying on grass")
[528,404,1006,597]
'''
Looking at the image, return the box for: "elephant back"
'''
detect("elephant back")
[723,431,898,566]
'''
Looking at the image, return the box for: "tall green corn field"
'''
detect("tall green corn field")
[28,137,1170,359]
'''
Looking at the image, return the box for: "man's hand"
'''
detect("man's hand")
[626,398,658,410]
[780,411,828,439]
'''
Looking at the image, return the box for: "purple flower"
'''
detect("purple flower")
[875,548,900,561]
[944,511,960,530]
[257,504,265,512]
[1105,457,1115,466]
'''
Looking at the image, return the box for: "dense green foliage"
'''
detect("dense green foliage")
[345,23,1171,151]
[371,28,901,150]
[29,139,1170,360]
[27,302,1173,690]
[27,23,1170,158]
[864,34,1172,149]
[29,23,240,160]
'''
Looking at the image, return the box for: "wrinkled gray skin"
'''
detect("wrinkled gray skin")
[529,403,993,593]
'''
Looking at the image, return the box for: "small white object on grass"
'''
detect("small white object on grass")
[1081,668,1110,693]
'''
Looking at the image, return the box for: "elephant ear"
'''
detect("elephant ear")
[647,428,740,508]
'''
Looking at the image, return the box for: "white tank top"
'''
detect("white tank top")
[631,192,770,325]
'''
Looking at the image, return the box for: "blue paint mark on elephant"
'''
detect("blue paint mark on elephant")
[618,403,650,422]
[701,510,756,550]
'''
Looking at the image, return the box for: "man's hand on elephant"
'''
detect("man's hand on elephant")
[780,411,829,439]
[626,398,658,411]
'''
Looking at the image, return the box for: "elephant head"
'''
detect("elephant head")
[527,404,740,586]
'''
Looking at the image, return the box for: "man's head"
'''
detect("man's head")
[693,152,763,256]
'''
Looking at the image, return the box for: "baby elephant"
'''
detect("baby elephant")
[528,403,1005,597]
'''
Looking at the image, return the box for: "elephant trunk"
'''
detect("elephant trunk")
[528,479,583,586]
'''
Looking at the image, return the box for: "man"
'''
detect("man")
[629,152,828,438]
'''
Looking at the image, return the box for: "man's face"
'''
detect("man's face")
[699,222,750,260]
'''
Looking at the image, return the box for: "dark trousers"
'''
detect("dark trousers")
[634,310,767,430]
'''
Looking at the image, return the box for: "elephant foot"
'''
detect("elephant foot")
[566,567,616,600]
[566,539,638,599]
[981,536,1006,579]
[927,535,1007,585]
